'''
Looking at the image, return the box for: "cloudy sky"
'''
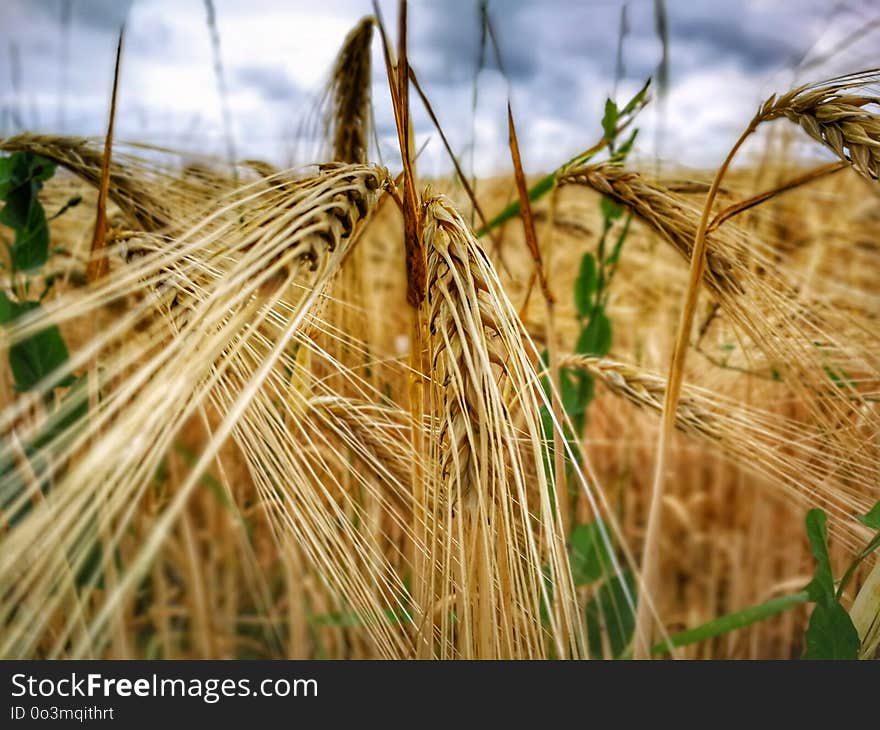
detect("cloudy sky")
[0,0,877,174]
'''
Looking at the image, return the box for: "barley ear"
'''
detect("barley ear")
[756,70,880,181]
[329,17,374,164]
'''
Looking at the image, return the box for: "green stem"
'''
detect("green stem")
[836,531,880,602]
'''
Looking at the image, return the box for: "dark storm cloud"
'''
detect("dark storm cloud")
[27,0,131,31]
[670,14,799,72]
[235,65,301,102]
[411,0,812,91]
[407,0,541,86]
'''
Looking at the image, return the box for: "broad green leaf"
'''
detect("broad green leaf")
[18,153,55,184]
[802,602,860,659]
[0,291,14,324]
[576,309,612,357]
[0,155,15,195]
[7,302,75,392]
[0,153,56,271]
[0,182,35,229]
[857,501,880,530]
[570,520,613,585]
[0,153,30,198]
[574,253,597,317]
[0,153,55,210]
[801,508,861,660]
[9,197,50,271]
[27,155,56,184]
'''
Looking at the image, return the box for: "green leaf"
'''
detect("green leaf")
[621,78,651,116]
[570,520,613,585]
[576,309,612,357]
[477,172,557,236]
[75,540,105,590]
[824,365,855,390]
[802,602,860,659]
[0,153,56,272]
[28,155,56,184]
[652,591,810,656]
[0,156,15,196]
[0,153,30,198]
[804,508,834,604]
[0,183,35,229]
[601,98,619,140]
[174,442,237,514]
[7,302,75,392]
[857,501,880,530]
[0,153,55,208]
[539,403,556,481]
[574,253,597,317]
[801,508,861,660]
[586,570,636,659]
[600,195,623,222]
[538,564,555,628]
[30,377,89,453]
[612,128,639,161]
[605,214,632,266]
[559,367,594,436]
[836,531,880,603]
[0,291,15,324]
[9,196,50,271]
